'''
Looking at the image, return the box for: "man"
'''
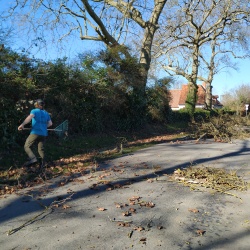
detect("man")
[18,99,52,167]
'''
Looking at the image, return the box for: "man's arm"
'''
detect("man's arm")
[18,114,35,130]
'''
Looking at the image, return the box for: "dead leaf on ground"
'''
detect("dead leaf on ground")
[89,183,99,190]
[129,208,136,213]
[67,189,74,194]
[117,222,131,227]
[115,203,123,208]
[134,226,145,231]
[140,201,155,208]
[188,208,199,213]
[196,229,206,235]
[63,204,71,209]
[128,196,141,202]
[122,211,131,216]
[140,237,147,241]
[98,207,106,211]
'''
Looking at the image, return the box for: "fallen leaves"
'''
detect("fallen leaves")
[139,201,155,208]
[117,222,131,227]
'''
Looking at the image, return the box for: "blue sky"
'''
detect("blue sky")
[2,1,249,101]
[212,58,250,98]
[12,37,249,101]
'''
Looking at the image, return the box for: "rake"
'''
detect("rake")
[23,120,68,138]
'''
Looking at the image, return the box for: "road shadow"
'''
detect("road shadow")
[1,139,250,249]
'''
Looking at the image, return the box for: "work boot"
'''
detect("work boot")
[23,157,37,167]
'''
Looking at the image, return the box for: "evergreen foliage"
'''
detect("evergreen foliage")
[0,47,172,150]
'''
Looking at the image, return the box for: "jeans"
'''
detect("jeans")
[24,134,46,160]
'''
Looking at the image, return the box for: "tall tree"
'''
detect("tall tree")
[154,0,250,114]
[2,0,167,119]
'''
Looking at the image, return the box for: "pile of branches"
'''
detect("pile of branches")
[192,114,250,142]
[170,166,248,198]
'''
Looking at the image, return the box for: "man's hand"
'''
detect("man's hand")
[18,114,34,130]
[18,124,24,130]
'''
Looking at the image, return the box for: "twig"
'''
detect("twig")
[196,133,207,142]
[108,216,133,223]
[6,193,74,235]
[7,207,50,235]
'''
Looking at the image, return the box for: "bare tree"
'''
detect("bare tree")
[222,83,250,114]
[1,0,167,103]
[154,0,250,114]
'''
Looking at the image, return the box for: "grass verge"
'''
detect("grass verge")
[0,125,183,195]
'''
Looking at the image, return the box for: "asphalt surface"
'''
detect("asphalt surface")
[1,139,250,250]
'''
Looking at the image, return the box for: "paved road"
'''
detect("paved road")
[1,139,250,250]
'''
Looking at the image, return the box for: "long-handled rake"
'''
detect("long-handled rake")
[23,120,68,138]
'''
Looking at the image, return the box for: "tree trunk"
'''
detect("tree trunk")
[205,82,212,109]
[135,0,167,120]
[186,83,198,119]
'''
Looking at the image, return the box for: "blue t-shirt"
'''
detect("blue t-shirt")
[30,109,51,136]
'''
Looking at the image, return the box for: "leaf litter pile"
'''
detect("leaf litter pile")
[170,166,248,198]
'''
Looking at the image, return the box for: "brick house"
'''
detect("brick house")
[169,83,223,110]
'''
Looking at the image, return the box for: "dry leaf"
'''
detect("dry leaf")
[188,208,199,213]
[129,208,136,213]
[90,184,99,190]
[147,202,155,208]
[114,183,122,188]
[196,229,206,235]
[117,222,131,227]
[63,204,71,209]
[134,226,145,231]
[115,203,123,208]
[140,237,147,241]
[122,211,131,216]
[98,207,106,211]
[129,196,140,202]
[140,201,155,208]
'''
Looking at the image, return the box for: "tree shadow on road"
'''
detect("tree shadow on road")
[1,139,250,249]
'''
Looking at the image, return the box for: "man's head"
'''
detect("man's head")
[34,99,45,109]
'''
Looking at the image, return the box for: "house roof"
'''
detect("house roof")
[177,84,206,105]
[169,89,182,108]
[169,84,223,108]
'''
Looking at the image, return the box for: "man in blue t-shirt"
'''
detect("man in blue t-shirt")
[18,99,52,167]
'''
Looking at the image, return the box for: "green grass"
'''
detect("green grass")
[166,121,189,133]
[1,123,188,170]
[0,123,186,190]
